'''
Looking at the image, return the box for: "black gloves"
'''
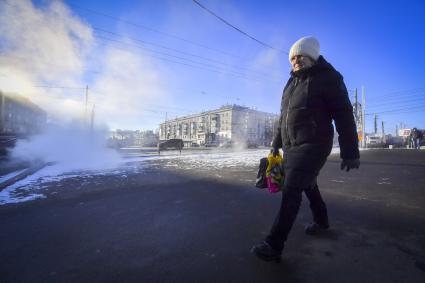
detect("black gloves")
[340,159,360,172]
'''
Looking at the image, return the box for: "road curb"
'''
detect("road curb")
[0,162,49,191]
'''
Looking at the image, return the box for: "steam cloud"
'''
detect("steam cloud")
[0,0,168,171]
[0,0,167,128]
[11,123,122,172]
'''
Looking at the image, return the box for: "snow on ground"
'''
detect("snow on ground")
[144,149,269,168]
[0,169,27,183]
[0,148,341,205]
[0,159,147,205]
[152,147,341,170]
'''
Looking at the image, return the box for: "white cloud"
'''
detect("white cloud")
[11,122,121,171]
[0,0,170,130]
[0,0,94,121]
[91,45,168,130]
[0,0,93,83]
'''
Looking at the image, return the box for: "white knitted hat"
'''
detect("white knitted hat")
[288,36,320,62]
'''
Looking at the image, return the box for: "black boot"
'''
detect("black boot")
[304,222,329,235]
[251,241,282,262]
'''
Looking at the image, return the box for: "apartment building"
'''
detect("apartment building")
[159,104,279,147]
[0,91,47,136]
[109,129,159,147]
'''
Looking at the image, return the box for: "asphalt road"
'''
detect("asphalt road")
[1,149,424,283]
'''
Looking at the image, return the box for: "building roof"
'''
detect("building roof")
[0,91,46,114]
[160,104,277,125]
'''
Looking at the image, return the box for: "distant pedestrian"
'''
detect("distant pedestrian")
[411,128,419,149]
[251,36,360,262]
[417,130,423,149]
[406,135,411,148]
[411,128,422,149]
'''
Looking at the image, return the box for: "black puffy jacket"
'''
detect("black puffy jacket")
[273,56,359,160]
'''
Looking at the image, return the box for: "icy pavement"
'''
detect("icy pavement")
[0,168,27,183]
[150,148,272,170]
[0,148,341,205]
[0,159,147,205]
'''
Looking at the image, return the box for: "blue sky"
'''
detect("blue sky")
[1,0,424,133]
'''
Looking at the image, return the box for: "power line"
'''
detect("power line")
[1,51,249,86]
[366,92,425,113]
[367,91,425,104]
[33,85,86,90]
[87,90,197,113]
[2,0,263,74]
[1,0,284,85]
[30,91,89,104]
[30,89,196,116]
[367,97,425,109]
[8,50,425,117]
[66,0,245,60]
[366,104,425,115]
[379,109,425,116]
[31,84,242,115]
[1,42,279,86]
[367,92,425,104]
[192,0,287,54]
[367,87,425,102]
[367,97,425,111]
[94,35,282,84]
[93,27,282,79]
[7,0,423,124]
[94,34,245,75]
[351,88,425,114]
[1,52,248,103]
[24,82,425,124]
[91,88,241,106]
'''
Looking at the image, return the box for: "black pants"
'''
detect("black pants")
[265,148,330,252]
[265,182,328,252]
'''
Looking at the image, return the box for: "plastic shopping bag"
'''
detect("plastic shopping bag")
[265,151,284,193]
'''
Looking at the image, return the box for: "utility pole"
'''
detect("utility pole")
[353,87,362,147]
[189,119,192,146]
[361,86,366,148]
[381,120,385,143]
[0,92,5,133]
[164,112,167,140]
[354,88,358,121]
[374,114,378,134]
[85,85,89,126]
[90,104,95,131]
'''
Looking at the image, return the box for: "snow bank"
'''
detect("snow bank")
[1,147,342,205]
